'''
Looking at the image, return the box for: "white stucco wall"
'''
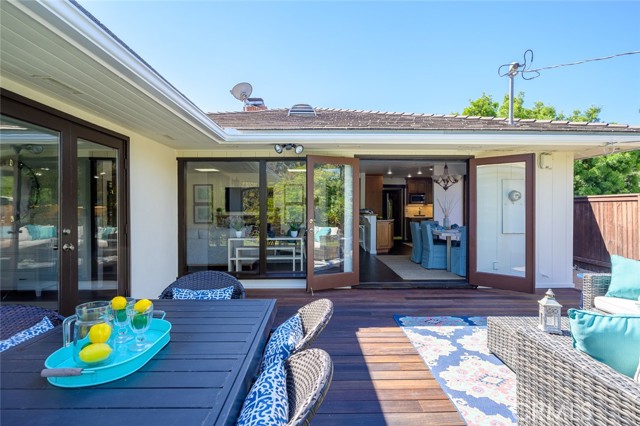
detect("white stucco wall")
[128,139,178,298]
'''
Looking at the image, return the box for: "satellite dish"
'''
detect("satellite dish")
[230,82,253,102]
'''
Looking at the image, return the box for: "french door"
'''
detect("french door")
[469,154,535,293]
[0,92,128,315]
[306,155,360,291]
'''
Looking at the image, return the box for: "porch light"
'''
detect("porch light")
[274,144,304,154]
[538,289,563,335]
[433,163,460,191]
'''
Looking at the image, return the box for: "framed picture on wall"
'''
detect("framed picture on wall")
[194,205,212,224]
[193,184,212,204]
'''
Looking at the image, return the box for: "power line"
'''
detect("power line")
[498,50,640,80]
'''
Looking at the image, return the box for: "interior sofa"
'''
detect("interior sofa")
[516,325,640,426]
[582,273,640,314]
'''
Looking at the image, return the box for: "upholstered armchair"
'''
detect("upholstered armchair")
[420,223,447,269]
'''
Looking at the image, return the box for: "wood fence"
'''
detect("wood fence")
[573,194,640,271]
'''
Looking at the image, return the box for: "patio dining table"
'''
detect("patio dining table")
[0,298,277,426]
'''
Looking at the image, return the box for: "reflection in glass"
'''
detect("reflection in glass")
[77,140,119,304]
[476,162,526,277]
[313,163,354,275]
[0,115,59,310]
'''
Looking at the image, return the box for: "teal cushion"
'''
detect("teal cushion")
[314,227,331,243]
[606,255,640,300]
[568,308,640,378]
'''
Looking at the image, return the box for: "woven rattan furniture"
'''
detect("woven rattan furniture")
[295,299,334,352]
[285,348,334,426]
[0,304,64,340]
[158,271,245,299]
[487,316,570,371]
[581,272,612,313]
[516,325,640,426]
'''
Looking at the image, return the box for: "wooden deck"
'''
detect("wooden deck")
[246,286,581,426]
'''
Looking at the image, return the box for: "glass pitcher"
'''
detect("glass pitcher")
[62,301,114,367]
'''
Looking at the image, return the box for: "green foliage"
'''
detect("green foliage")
[460,91,636,195]
[574,151,640,195]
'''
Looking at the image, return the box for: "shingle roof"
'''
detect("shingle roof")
[208,108,640,133]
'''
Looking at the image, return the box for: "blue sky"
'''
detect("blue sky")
[78,1,640,124]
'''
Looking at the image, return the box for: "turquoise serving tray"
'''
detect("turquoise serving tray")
[44,318,171,388]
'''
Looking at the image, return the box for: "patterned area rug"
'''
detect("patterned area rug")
[394,315,517,426]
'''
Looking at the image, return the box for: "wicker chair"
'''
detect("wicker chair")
[158,271,245,299]
[0,304,64,340]
[516,325,640,426]
[581,273,612,312]
[285,348,334,426]
[294,299,334,352]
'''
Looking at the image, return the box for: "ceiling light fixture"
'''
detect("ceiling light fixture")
[417,168,423,175]
[274,144,304,154]
[387,168,393,175]
[433,162,460,191]
[407,173,412,178]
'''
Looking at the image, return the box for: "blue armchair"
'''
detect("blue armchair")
[409,221,422,263]
[450,226,467,277]
[420,223,447,270]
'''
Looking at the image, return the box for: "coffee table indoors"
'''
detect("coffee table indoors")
[0,299,277,426]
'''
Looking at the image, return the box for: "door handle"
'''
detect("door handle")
[62,243,75,252]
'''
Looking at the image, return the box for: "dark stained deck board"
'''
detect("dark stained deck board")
[247,286,580,426]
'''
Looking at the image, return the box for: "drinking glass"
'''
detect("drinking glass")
[112,297,135,344]
[127,302,153,352]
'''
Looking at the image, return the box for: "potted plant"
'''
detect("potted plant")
[227,216,244,237]
[288,221,301,238]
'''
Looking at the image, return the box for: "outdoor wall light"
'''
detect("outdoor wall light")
[274,144,304,154]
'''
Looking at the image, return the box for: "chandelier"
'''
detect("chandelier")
[433,163,460,191]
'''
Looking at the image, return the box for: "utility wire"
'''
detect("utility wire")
[498,50,640,80]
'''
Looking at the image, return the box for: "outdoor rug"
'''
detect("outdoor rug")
[376,255,460,280]
[394,315,517,426]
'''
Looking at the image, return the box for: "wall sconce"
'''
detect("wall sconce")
[274,144,304,154]
[538,153,552,169]
[433,162,460,191]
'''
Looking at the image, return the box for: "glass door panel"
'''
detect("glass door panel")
[77,139,119,304]
[469,154,534,293]
[306,155,359,291]
[0,116,60,310]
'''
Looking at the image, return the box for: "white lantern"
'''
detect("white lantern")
[538,289,563,334]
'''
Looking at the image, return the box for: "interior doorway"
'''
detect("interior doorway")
[358,157,470,286]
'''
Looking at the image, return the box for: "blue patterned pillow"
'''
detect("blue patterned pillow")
[172,286,234,300]
[0,316,54,352]
[260,313,303,373]
[236,359,289,426]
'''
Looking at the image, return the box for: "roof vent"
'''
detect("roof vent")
[288,104,316,116]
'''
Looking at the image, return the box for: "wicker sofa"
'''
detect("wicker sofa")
[516,325,640,426]
[582,273,640,314]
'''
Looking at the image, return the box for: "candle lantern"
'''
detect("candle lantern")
[538,289,563,334]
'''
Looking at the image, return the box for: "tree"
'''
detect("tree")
[458,92,637,195]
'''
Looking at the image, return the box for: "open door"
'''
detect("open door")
[306,155,359,291]
[469,154,535,293]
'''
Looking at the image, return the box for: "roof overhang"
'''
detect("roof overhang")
[0,0,226,148]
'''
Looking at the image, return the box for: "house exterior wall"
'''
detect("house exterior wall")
[2,79,180,299]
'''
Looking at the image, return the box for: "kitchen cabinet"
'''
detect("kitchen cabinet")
[365,175,383,215]
[376,220,394,254]
[406,178,433,204]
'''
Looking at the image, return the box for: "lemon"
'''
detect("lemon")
[111,296,127,311]
[134,299,152,313]
[78,343,112,363]
[88,323,112,343]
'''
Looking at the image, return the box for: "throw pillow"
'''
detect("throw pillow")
[568,308,640,378]
[260,313,303,373]
[236,359,289,426]
[606,255,640,300]
[172,286,234,300]
[0,316,54,352]
[314,227,331,243]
